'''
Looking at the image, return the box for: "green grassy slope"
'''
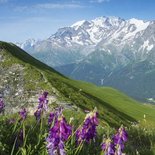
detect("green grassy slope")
[0,41,155,127]
[68,81,155,126]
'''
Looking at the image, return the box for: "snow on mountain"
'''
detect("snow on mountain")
[15,16,155,101]
[71,20,87,28]
[123,18,150,40]
[16,16,155,67]
[16,39,36,49]
[142,40,154,51]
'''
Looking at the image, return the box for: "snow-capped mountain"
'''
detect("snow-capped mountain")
[16,39,37,53]
[17,16,154,66]
[17,16,155,101]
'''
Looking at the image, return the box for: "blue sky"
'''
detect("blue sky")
[0,0,155,42]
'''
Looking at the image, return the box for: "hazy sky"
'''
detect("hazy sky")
[0,0,155,42]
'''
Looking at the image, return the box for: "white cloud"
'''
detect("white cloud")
[35,3,85,9]
[90,0,110,3]
[14,2,85,12]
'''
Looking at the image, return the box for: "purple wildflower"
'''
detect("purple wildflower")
[48,107,63,126]
[19,108,27,120]
[115,144,122,155]
[114,126,128,144]
[76,109,99,144]
[101,138,115,155]
[34,91,49,120]
[0,98,5,113]
[46,115,72,155]
[38,91,49,111]
[48,112,55,126]
[113,126,128,155]
[55,107,63,120]
[34,109,42,121]
[101,126,128,155]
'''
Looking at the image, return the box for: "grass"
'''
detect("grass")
[67,81,155,126]
[0,108,155,155]
[1,40,155,128]
[1,41,155,154]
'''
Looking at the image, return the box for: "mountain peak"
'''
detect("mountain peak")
[16,38,36,50]
[16,16,154,67]
[128,18,149,25]
[93,16,124,21]
[71,16,125,28]
[91,16,124,26]
[71,20,87,27]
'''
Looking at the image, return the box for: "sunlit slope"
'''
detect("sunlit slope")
[0,41,155,127]
[68,80,155,125]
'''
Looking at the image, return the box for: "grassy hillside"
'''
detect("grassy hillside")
[0,41,155,127]
[68,81,155,126]
[1,41,155,155]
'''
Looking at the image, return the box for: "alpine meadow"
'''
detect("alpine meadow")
[1,0,155,155]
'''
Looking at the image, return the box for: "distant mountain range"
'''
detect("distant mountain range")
[16,16,155,101]
[3,41,155,127]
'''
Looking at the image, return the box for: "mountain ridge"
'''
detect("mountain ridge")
[2,41,155,127]
[17,16,154,66]
[16,16,155,101]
